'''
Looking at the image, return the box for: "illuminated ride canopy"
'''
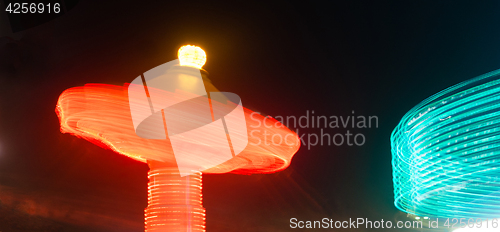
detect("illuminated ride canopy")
[56,45,300,232]
[56,83,299,174]
[391,69,500,218]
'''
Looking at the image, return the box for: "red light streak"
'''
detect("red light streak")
[56,83,300,231]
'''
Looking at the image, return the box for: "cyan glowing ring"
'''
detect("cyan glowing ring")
[391,69,500,218]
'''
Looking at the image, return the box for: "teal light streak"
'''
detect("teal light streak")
[391,69,500,218]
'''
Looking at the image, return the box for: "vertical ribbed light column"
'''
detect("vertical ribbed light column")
[145,167,205,232]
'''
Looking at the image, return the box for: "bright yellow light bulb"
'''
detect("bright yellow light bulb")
[178,45,206,69]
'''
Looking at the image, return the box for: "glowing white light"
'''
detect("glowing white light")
[178,45,206,69]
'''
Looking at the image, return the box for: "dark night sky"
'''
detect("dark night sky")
[1,0,500,231]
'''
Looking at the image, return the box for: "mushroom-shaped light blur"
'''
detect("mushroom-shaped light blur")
[56,45,300,232]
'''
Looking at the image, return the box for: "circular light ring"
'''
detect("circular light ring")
[391,69,500,218]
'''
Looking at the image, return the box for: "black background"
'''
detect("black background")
[0,0,500,231]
